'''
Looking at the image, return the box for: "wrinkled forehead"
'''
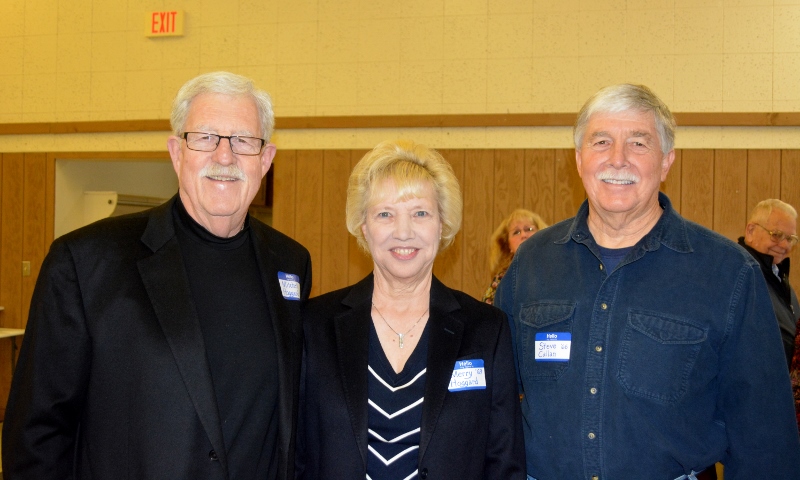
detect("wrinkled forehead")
[186,93,261,134]
[587,109,658,133]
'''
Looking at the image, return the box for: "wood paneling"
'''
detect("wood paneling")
[293,151,324,298]
[271,147,800,300]
[320,150,352,295]
[554,148,585,224]
[347,151,373,286]
[714,150,748,241]
[272,150,297,238]
[462,150,496,299]
[782,151,800,291]
[493,149,526,228]
[680,149,715,229]
[434,150,465,291]
[1,154,24,329]
[22,153,47,330]
[0,147,799,320]
[747,150,781,215]
[661,150,681,212]
[524,149,556,225]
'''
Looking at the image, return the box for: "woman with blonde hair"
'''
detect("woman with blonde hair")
[482,209,548,305]
[297,140,525,479]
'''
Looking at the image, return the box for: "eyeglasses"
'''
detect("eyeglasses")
[755,223,799,247]
[182,132,266,156]
[510,226,537,237]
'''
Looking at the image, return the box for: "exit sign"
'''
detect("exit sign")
[146,10,184,37]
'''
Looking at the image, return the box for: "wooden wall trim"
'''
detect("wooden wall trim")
[3,112,800,135]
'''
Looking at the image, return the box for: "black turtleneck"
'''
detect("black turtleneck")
[173,199,278,479]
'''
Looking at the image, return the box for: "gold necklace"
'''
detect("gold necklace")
[371,302,428,349]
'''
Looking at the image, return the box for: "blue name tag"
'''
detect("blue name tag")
[277,272,301,300]
[448,359,486,392]
[534,332,571,362]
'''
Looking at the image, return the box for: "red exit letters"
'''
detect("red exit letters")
[151,11,177,34]
[145,10,184,37]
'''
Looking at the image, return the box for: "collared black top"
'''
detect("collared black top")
[738,237,800,367]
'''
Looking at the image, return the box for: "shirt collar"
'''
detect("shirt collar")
[738,236,792,278]
[556,192,693,254]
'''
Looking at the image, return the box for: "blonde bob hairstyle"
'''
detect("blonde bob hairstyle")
[489,209,548,276]
[346,140,463,253]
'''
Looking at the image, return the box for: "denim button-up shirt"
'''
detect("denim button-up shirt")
[496,193,800,479]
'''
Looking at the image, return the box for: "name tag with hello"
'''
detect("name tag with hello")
[277,272,301,300]
[535,332,571,362]
[448,359,486,392]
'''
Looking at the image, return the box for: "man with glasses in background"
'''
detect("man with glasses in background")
[3,71,311,480]
[739,199,800,368]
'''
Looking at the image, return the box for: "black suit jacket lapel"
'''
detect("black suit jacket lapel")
[334,276,374,468]
[137,197,229,477]
[418,276,464,463]
[250,224,304,471]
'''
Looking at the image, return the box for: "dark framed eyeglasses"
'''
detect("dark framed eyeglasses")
[755,223,799,246]
[182,132,266,156]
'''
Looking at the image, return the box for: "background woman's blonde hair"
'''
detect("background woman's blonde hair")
[489,209,548,276]
[345,140,462,253]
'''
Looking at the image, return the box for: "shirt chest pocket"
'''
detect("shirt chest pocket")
[616,311,707,405]
[519,303,575,380]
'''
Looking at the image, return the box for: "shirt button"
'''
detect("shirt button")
[208,450,219,461]
[600,303,608,310]
[588,432,596,439]
[595,345,603,352]
[599,264,604,270]
[592,476,599,480]
[590,387,597,394]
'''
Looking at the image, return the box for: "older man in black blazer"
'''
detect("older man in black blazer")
[3,71,311,480]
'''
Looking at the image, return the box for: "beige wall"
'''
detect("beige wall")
[3,0,800,124]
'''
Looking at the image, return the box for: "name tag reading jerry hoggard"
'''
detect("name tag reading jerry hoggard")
[277,272,301,300]
[448,359,487,392]
[534,332,571,362]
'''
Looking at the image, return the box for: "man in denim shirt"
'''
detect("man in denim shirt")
[496,84,800,479]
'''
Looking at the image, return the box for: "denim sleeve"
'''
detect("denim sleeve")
[494,256,522,395]
[718,263,800,478]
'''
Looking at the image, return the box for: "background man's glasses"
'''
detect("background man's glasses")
[755,223,799,246]
[182,132,265,156]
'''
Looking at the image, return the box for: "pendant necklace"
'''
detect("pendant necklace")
[372,302,428,349]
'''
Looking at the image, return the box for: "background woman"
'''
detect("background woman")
[296,140,524,479]
[482,209,548,304]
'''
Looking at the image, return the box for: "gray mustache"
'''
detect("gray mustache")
[200,163,246,181]
[596,170,640,183]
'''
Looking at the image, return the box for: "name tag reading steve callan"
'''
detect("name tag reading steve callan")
[535,332,571,361]
[448,359,486,392]
[277,272,301,300]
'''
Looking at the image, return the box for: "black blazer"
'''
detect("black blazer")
[3,196,312,480]
[297,274,525,479]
